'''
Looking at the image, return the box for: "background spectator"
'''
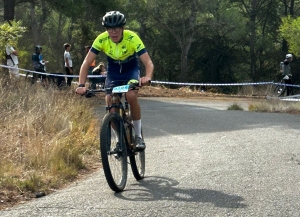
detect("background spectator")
[31,45,47,84]
[5,43,19,78]
[90,62,106,89]
[64,43,73,86]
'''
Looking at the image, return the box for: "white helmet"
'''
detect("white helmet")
[286,53,293,59]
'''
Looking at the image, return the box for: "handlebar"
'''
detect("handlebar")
[84,79,151,98]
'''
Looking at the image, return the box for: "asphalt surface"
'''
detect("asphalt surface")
[1,97,300,217]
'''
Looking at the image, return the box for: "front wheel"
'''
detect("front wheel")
[100,113,128,192]
[273,84,286,97]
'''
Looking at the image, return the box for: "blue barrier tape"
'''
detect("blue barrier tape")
[2,64,300,88]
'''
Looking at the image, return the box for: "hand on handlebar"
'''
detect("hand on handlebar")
[76,86,87,95]
[140,77,151,86]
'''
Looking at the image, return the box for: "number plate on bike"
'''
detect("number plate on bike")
[112,85,130,93]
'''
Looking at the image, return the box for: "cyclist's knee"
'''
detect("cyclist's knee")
[126,95,138,104]
[105,94,112,106]
[126,90,138,98]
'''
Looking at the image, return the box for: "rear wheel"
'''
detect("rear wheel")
[126,116,145,180]
[100,113,128,192]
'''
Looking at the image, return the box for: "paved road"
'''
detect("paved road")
[1,97,300,216]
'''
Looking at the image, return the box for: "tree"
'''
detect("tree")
[149,0,204,82]
[279,16,300,56]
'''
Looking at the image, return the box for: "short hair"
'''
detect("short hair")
[64,43,71,50]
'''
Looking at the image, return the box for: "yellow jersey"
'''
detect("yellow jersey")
[91,30,146,73]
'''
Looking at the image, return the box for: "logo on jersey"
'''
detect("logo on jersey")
[99,37,108,44]
[137,44,142,50]
[122,45,127,54]
[128,35,134,41]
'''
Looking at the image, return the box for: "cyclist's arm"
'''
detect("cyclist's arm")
[79,51,97,85]
[139,52,154,84]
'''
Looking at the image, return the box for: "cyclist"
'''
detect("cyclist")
[76,11,154,150]
[280,53,294,96]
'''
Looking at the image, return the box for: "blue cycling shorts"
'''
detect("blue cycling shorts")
[105,68,140,95]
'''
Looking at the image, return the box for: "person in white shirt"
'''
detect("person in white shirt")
[64,43,73,86]
[6,44,19,78]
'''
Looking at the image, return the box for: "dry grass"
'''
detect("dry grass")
[227,103,244,111]
[0,75,100,209]
[236,85,273,97]
[249,99,300,114]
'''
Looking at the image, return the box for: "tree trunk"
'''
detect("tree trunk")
[4,0,16,22]
[179,1,197,82]
[29,0,48,45]
[179,38,193,82]
[29,2,39,44]
[249,0,257,81]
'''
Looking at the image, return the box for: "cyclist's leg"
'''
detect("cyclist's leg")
[124,69,145,150]
[104,73,125,109]
[285,79,292,96]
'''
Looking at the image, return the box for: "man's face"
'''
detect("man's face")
[106,27,124,43]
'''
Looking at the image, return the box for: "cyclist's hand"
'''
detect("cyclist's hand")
[288,74,292,77]
[76,86,87,95]
[140,77,151,86]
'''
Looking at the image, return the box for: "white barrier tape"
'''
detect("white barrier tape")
[152,80,300,88]
[272,82,300,88]
[0,64,106,78]
[151,80,274,86]
[280,98,300,101]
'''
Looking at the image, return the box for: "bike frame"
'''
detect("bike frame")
[86,82,139,151]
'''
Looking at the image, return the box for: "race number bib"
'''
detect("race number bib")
[112,85,130,93]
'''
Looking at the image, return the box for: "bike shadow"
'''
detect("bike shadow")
[114,176,247,208]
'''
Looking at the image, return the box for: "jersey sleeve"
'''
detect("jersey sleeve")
[91,32,108,55]
[130,31,146,56]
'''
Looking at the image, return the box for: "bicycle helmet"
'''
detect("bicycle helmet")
[286,53,293,59]
[35,45,42,51]
[102,11,126,28]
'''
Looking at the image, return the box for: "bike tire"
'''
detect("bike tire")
[100,113,128,192]
[273,84,285,97]
[126,116,145,180]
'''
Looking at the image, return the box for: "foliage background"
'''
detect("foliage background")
[1,0,300,88]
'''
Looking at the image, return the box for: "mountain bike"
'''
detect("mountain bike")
[272,74,294,97]
[85,80,148,192]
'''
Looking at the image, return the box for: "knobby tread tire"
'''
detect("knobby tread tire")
[100,113,128,192]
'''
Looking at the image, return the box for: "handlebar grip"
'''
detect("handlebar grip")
[85,90,95,98]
